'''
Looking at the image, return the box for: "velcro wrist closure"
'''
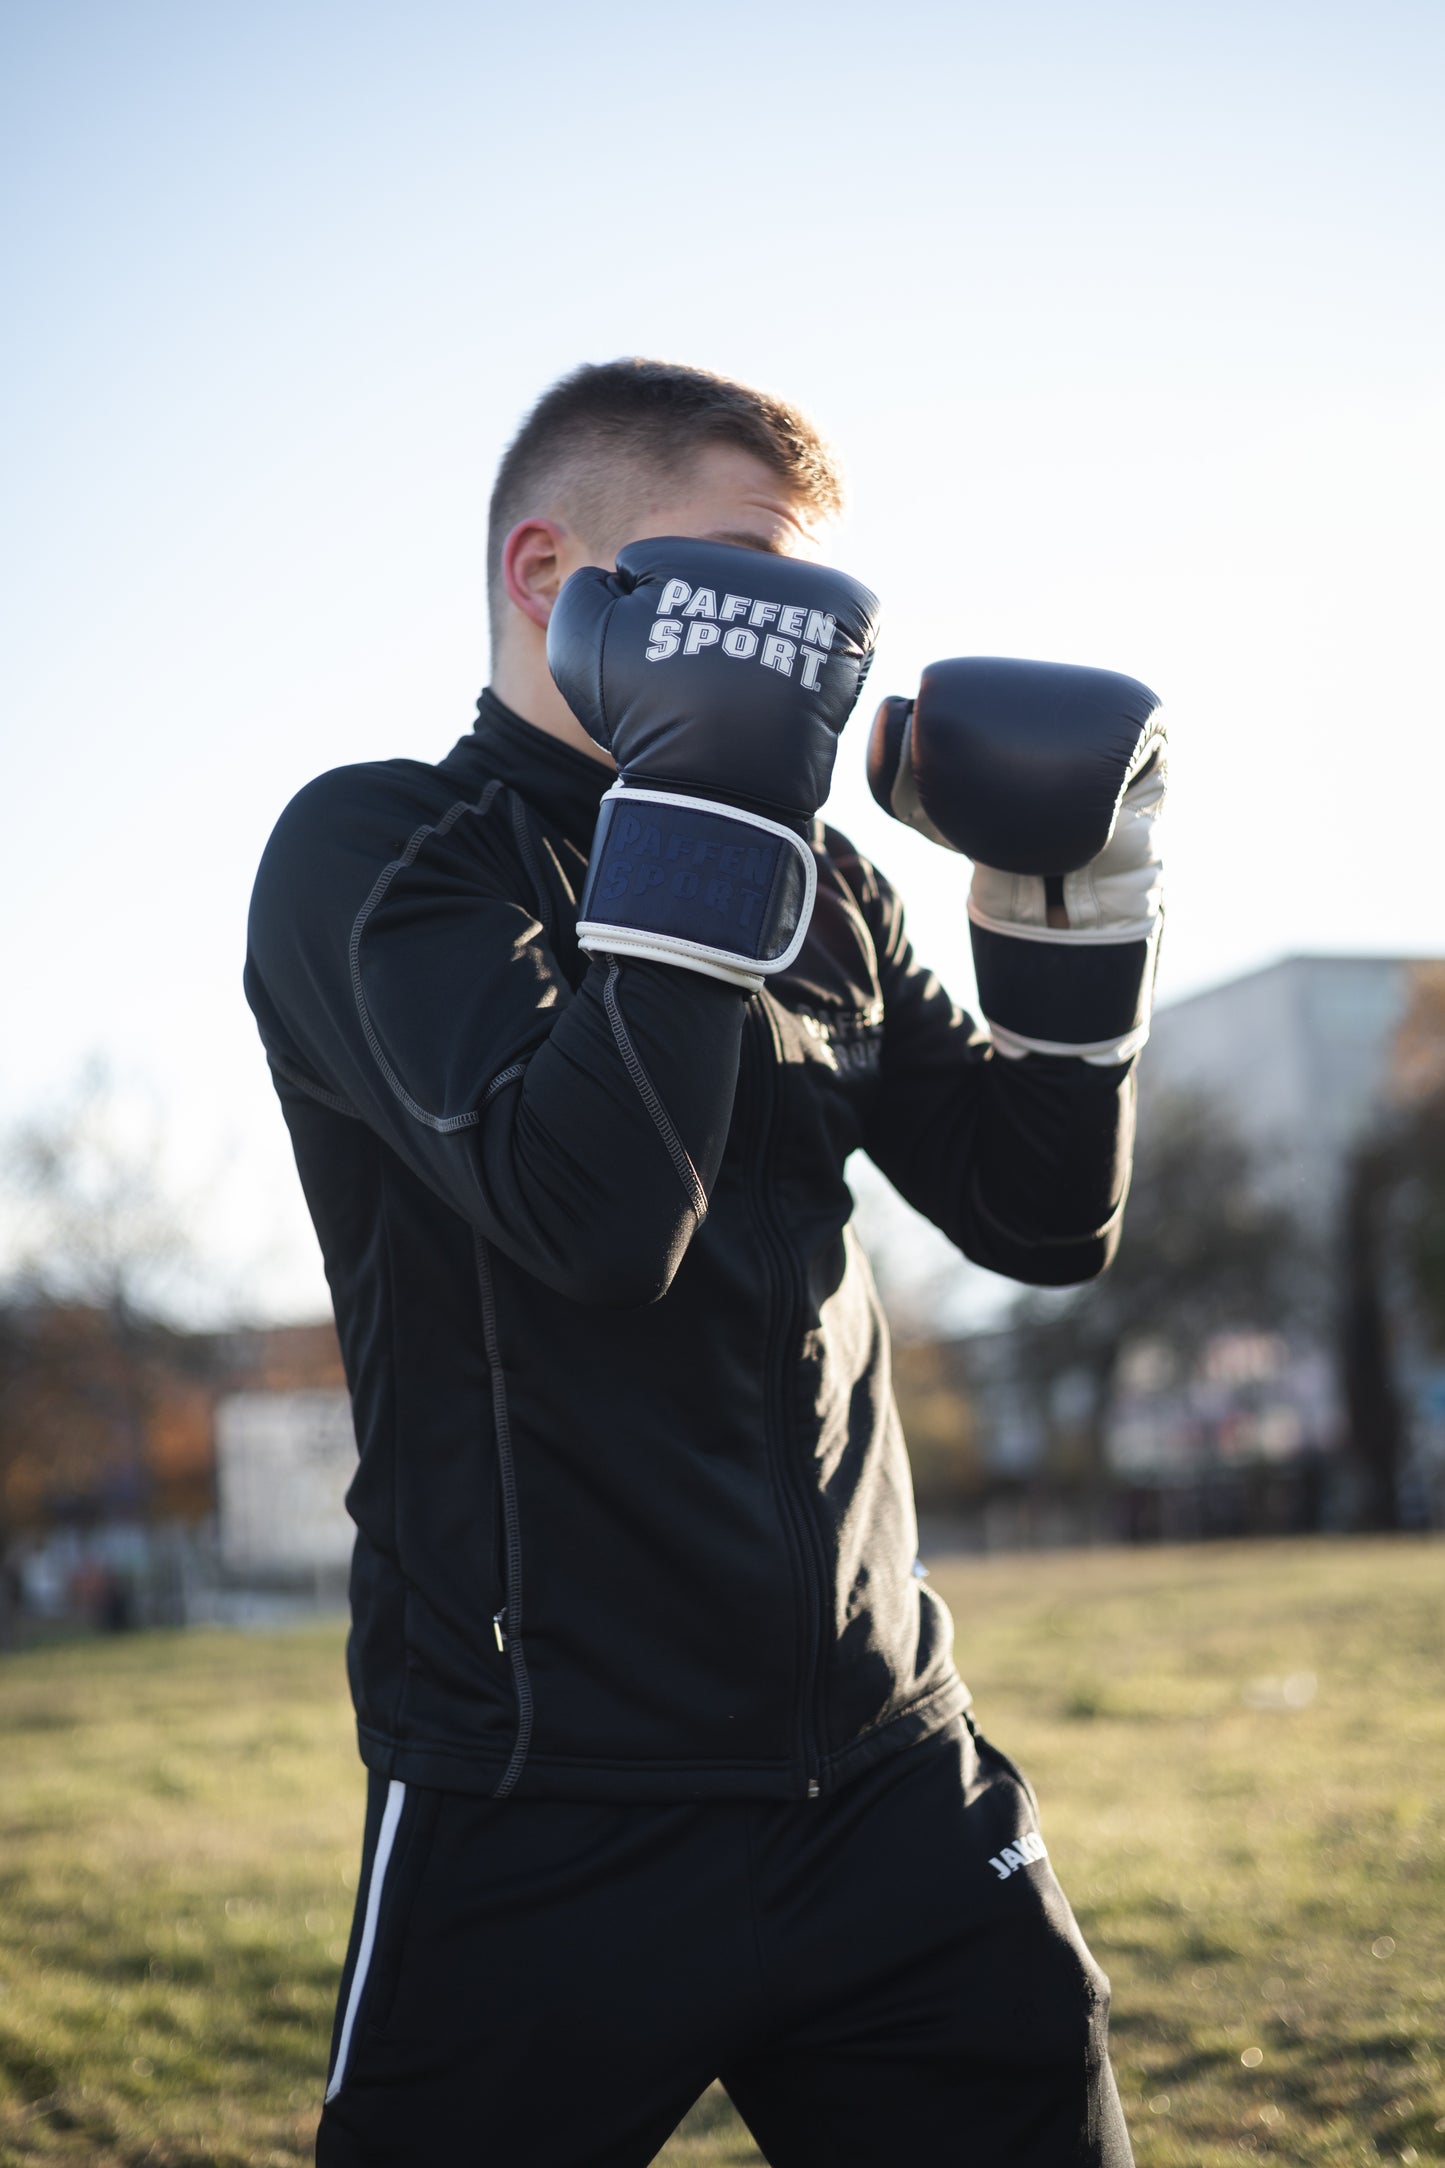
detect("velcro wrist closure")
[969,916,1161,1060]
[578,784,817,988]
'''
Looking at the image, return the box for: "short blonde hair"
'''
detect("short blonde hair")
[486,358,844,644]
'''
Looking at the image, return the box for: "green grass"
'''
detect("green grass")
[0,1538,1440,2165]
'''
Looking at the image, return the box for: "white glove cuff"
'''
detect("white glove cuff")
[987,1017,1155,1067]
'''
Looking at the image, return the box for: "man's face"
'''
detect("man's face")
[494,442,836,757]
[564,442,829,583]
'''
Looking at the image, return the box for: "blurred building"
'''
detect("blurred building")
[1142,954,1430,1224]
[926,953,1445,1543]
[0,1315,348,1634]
[215,1388,355,1583]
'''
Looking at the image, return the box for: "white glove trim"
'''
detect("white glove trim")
[988,1018,1153,1066]
[966,898,1160,948]
[577,927,766,993]
[888,713,958,851]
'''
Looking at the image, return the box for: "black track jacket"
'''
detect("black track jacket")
[245,693,1135,1802]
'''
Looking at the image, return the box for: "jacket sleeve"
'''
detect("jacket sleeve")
[854,850,1136,1286]
[244,765,746,1308]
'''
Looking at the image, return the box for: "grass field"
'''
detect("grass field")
[0,1537,1441,2166]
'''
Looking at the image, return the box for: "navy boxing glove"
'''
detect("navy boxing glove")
[868,658,1165,1063]
[550,537,879,990]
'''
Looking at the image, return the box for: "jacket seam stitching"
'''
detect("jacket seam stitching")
[347,780,506,1132]
[483,1061,528,1105]
[268,1053,363,1120]
[601,959,708,1223]
[379,1147,414,1746]
[473,1233,534,1799]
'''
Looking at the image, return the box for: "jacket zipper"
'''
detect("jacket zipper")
[743,1002,830,1799]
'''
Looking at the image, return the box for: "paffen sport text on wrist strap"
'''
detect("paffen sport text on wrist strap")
[577,783,818,989]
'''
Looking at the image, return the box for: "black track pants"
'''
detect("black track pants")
[316,1717,1133,2167]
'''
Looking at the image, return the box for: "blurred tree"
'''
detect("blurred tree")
[890,1337,985,1511]
[1339,964,1445,1528]
[0,1303,152,1526]
[1386,963,1445,1348]
[1005,1089,1309,1499]
[1338,1133,1406,1531]
[1388,961,1445,1106]
[1398,1097,1445,1346]
[0,1064,202,1536]
[2,1059,195,1320]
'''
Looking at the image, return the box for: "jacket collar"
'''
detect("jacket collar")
[442,689,610,855]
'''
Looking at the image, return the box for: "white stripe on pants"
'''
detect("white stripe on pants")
[325,1779,407,2103]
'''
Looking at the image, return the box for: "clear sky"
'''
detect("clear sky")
[4,0,1442,1320]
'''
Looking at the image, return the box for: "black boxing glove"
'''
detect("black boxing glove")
[549,537,879,990]
[868,658,1165,1063]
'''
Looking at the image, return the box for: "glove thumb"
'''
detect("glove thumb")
[546,565,624,749]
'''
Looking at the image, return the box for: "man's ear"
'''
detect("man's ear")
[503,519,570,630]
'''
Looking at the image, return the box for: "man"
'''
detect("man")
[246,358,1161,2166]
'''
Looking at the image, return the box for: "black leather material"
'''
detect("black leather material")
[548,537,880,829]
[866,693,914,816]
[869,657,1161,874]
[970,924,1158,1044]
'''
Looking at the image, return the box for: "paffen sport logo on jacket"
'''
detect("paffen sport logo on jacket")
[644,577,840,689]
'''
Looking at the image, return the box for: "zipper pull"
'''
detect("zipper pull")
[806,1778,820,1800]
[493,1610,507,1652]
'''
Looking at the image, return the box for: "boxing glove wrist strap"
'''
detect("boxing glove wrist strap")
[578,783,818,993]
[969,913,1162,1067]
